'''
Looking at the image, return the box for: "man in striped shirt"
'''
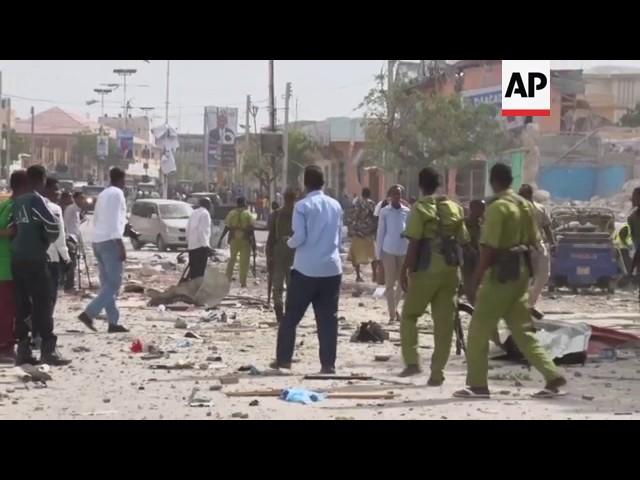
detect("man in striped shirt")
[11,165,70,366]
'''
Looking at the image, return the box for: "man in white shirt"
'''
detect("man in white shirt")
[186,198,212,279]
[375,185,410,323]
[63,191,86,291]
[78,168,129,333]
[44,178,70,311]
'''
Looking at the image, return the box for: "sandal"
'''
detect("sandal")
[531,388,567,399]
[453,387,490,399]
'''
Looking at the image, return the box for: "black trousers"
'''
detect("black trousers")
[188,247,209,280]
[276,269,341,369]
[12,260,56,346]
[48,262,61,310]
[64,254,76,290]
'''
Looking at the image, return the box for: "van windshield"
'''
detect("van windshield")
[159,203,192,219]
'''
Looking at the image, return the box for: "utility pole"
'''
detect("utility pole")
[282,82,292,189]
[0,72,9,180]
[30,106,35,161]
[162,60,171,199]
[113,68,137,128]
[94,88,113,118]
[203,107,208,190]
[268,60,276,200]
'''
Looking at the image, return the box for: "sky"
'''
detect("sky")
[1,60,640,134]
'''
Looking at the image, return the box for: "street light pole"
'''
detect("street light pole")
[113,69,137,128]
[94,88,113,118]
[268,60,276,200]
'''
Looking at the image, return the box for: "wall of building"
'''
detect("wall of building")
[538,164,629,201]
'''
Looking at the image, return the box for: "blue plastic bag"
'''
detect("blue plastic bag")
[280,388,325,405]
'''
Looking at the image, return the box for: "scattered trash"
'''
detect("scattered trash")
[582,395,595,401]
[231,412,249,419]
[351,290,362,298]
[373,287,386,299]
[249,399,260,407]
[209,384,222,391]
[351,322,389,343]
[130,339,144,353]
[175,339,192,349]
[124,283,145,293]
[280,388,325,405]
[149,361,194,370]
[198,363,209,370]
[206,356,222,362]
[141,353,164,360]
[189,387,213,407]
[184,331,202,339]
[220,312,228,323]
[374,355,391,362]
[71,346,91,353]
[219,375,240,385]
[103,398,111,403]
[174,318,188,329]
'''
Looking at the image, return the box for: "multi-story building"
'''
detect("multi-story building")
[584,66,640,124]
[12,107,162,182]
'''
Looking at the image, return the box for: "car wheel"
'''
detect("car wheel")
[157,235,168,252]
[606,278,616,295]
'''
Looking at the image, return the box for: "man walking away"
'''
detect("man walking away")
[349,187,378,282]
[462,199,485,301]
[0,171,28,363]
[454,163,566,399]
[44,178,71,310]
[271,166,343,374]
[519,184,554,307]
[63,191,87,291]
[219,197,254,287]
[266,188,296,323]
[11,165,70,366]
[375,185,409,323]
[186,197,212,280]
[78,168,129,333]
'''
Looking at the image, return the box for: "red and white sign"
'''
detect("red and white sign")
[502,60,550,117]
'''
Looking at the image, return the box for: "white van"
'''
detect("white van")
[129,199,192,251]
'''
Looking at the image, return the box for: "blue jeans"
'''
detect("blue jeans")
[85,240,123,325]
[276,270,341,370]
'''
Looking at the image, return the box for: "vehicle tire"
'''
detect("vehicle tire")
[157,235,168,252]
[606,278,616,295]
[131,238,143,251]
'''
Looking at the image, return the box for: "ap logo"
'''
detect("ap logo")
[502,60,550,117]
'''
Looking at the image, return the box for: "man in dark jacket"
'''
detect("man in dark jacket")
[11,165,70,366]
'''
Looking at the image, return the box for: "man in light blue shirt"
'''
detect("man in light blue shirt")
[271,165,343,374]
[376,185,410,323]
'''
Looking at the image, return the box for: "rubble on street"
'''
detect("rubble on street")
[1,239,639,420]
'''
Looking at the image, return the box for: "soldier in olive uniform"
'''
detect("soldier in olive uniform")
[454,163,566,399]
[218,197,254,287]
[399,167,469,385]
[266,189,296,322]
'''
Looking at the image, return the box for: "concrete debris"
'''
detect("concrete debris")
[174,318,188,329]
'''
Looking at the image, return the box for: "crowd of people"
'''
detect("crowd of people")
[0,160,573,399]
[262,163,567,397]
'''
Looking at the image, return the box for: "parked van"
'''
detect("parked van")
[128,199,192,251]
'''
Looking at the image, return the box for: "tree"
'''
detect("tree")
[360,70,510,173]
[243,130,318,192]
[619,103,640,127]
[286,130,318,186]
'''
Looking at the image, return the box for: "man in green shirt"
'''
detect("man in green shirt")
[399,167,469,385]
[218,197,254,287]
[266,188,296,322]
[454,163,565,399]
[0,171,28,362]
